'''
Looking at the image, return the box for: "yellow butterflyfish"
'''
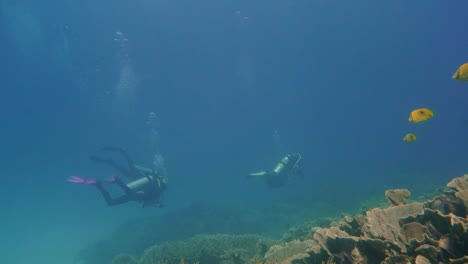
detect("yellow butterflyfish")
[403,133,417,143]
[408,108,434,123]
[452,63,468,82]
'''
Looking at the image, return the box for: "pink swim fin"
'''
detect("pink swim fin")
[67,176,97,185]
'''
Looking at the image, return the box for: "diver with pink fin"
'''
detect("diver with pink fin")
[68,147,167,207]
[68,113,168,208]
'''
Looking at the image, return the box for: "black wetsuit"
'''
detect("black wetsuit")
[266,173,288,188]
[90,147,166,207]
[94,176,164,207]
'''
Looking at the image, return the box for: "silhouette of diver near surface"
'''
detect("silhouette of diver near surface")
[248,153,302,188]
[68,146,167,208]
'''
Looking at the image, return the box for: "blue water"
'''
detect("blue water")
[1,0,467,263]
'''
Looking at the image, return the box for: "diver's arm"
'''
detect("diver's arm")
[89,155,133,179]
[147,112,161,155]
[134,165,154,174]
[102,146,142,179]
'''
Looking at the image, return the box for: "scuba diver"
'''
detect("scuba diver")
[69,112,169,208]
[68,146,168,207]
[248,153,302,188]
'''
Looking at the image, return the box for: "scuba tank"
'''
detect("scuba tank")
[272,153,302,176]
[127,176,153,192]
[267,155,292,188]
[127,168,165,192]
[272,157,288,175]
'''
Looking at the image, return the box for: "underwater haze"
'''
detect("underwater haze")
[1,0,467,263]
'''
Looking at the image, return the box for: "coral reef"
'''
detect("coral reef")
[281,218,333,242]
[385,189,411,206]
[79,174,468,264]
[112,254,138,264]
[447,174,468,207]
[262,174,468,264]
[139,234,275,264]
[77,204,294,264]
[263,240,321,264]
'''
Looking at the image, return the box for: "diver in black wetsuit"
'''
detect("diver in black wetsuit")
[248,153,302,188]
[68,146,168,208]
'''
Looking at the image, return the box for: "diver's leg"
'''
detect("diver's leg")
[94,182,130,206]
[102,147,141,179]
[111,176,134,196]
[106,195,132,206]
[155,191,164,208]
[89,155,133,179]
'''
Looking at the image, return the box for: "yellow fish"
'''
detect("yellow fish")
[408,108,434,123]
[403,133,417,143]
[452,63,468,82]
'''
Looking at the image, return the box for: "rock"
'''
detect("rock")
[385,189,411,206]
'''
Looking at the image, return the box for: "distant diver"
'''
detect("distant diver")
[248,153,303,188]
[68,146,168,208]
